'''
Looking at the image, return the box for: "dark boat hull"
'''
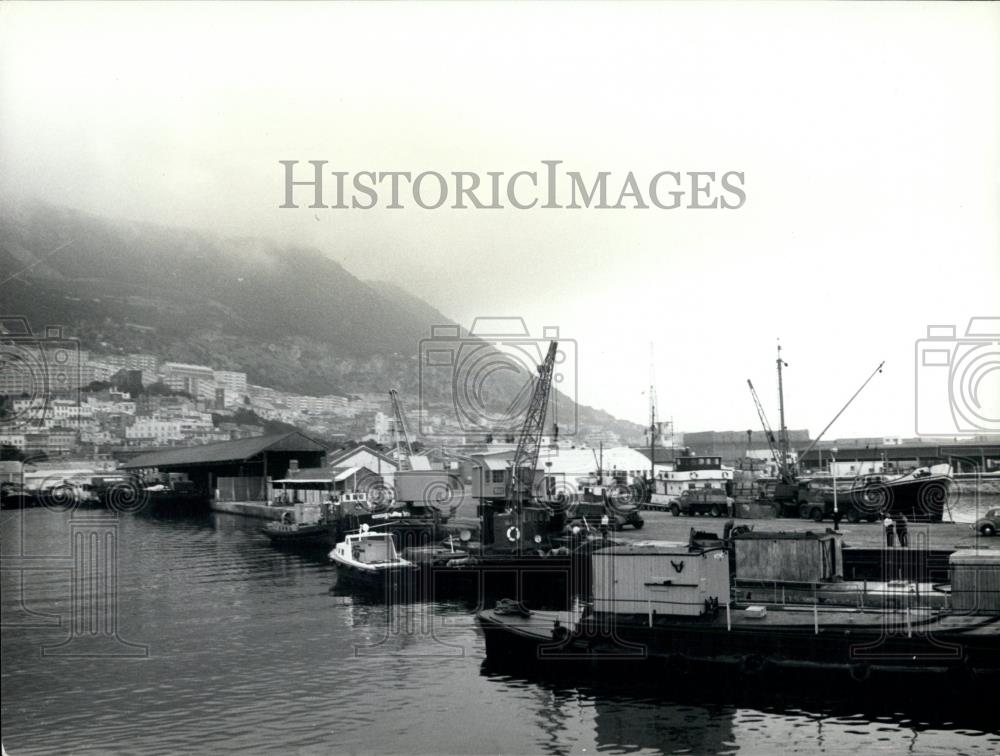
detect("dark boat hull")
[140,491,210,516]
[478,608,1000,690]
[332,562,419,594]
[262,523,337,548]
[826,474,952,522]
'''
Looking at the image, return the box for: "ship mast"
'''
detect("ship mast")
[648,343,657,487]
[776,340,791,478]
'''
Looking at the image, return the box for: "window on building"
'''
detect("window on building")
[491,470,505,484]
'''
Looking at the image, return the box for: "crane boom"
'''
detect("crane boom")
[388,389,414,472]
[507,341,559,512]
[795,361,885,463]
[747,378,787,481]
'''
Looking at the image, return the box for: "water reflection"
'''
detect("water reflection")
[479,663,1000,755]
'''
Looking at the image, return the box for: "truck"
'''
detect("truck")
[669,489,733,517]
[570,484,645,530]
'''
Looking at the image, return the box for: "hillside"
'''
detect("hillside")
[0,199,646,443]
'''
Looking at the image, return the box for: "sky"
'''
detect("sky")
[1,2,998,440]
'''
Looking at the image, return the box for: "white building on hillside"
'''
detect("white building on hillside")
[161,363,216,400]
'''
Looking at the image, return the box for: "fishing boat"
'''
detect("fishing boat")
[821,465,953,522]
[648,455,734,510]
[328,524,418,588]
[262,500,337,548]
[743,346,956,522]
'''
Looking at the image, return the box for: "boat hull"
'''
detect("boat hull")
[332,560,419,592]
[827,474,952,522]
[262,522,337,548]
[478,607,1000,689]
[427,549,596,608]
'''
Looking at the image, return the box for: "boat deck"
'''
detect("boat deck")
[480,604,1000,635]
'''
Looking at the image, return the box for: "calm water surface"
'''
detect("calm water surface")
[2,508,998,755]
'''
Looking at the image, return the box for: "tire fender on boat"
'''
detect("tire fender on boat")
[506,526,520,542]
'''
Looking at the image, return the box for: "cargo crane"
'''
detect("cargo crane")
[747,378,785,481]
[507,341,558,513]
[483,341,560,554]
[388,389,414,472]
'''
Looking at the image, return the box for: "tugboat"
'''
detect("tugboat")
[328,524,418,589]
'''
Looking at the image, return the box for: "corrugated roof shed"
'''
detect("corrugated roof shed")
[120,431,327,470]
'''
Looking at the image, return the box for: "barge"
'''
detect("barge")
[478,535,1000,688]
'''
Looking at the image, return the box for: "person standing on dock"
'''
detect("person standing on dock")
[883,513,895,547]
[896,513,909,548]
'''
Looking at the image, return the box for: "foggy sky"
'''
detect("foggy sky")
[2,2,998,438]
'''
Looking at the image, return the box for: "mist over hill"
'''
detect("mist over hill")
[0,199,645,443]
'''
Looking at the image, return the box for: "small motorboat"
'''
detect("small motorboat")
[262,501,336,548]
[328,524,418,588]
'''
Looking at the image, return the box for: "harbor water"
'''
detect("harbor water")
[2,507,998,755]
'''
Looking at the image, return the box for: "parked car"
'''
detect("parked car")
[974,508,1000,537]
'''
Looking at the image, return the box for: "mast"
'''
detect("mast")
[649,385,656,487]
[776,341,790,477]
[648,343,657,487]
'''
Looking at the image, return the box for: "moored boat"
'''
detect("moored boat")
[262,509,337,548]
[328,525,418,589]
[477,537,1000,689]
[822,465,953,522]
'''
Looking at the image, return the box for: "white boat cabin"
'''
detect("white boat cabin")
[652,456,733,502]
[331,527,408,568]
